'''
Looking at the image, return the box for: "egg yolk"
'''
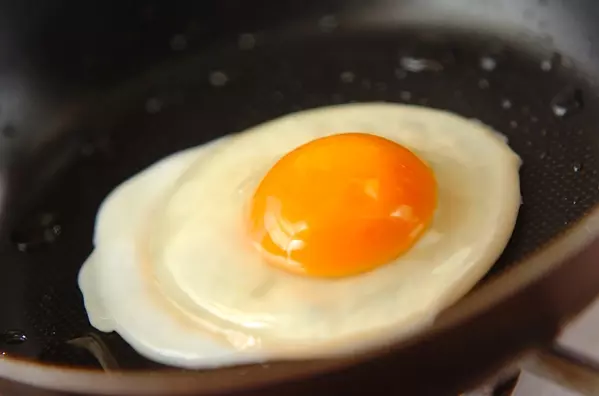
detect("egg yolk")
[248,133,437,278]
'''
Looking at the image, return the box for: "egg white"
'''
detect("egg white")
[79,103,521,368]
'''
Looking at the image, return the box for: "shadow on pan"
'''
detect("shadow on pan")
[2,0,599,394]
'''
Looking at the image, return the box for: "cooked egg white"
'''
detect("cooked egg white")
[79,103,521,368]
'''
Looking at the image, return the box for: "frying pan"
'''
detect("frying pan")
[2,0,599,394]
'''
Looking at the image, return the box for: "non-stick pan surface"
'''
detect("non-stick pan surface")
[2,0,599,394]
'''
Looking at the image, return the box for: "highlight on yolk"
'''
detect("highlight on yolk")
[248,133,437,278]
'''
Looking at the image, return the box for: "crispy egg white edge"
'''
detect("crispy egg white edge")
[79,102,521,368]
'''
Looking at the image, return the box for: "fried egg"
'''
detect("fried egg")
[79,102,521,368]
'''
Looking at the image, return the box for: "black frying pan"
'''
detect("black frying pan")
[2,0,599,394]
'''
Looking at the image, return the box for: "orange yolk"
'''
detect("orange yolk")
[248,133,437,278]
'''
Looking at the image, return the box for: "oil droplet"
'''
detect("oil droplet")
[541,129,547,136]
[501,99,512,109]
[400,91,412,101]
[531,116,539,123]
[11,212,62,252]
[551,88,583,118]
[145,97,163,114]
[2,124,16,138]
[478,79,490,89]
[170,34,187,51]
[209,71,229,87]
[480,56,497,71]
[540,59,552,71]
[539,151,547,159]
[340,71,355,83]
[1,330,27,345]
[399,57,443,72]
[238,34,256,50]
[318,15,338,32]
[510,120,518,128]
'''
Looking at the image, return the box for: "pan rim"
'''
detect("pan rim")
[2,203,599,394]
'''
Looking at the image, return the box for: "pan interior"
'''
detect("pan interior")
[1,26,599,372]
